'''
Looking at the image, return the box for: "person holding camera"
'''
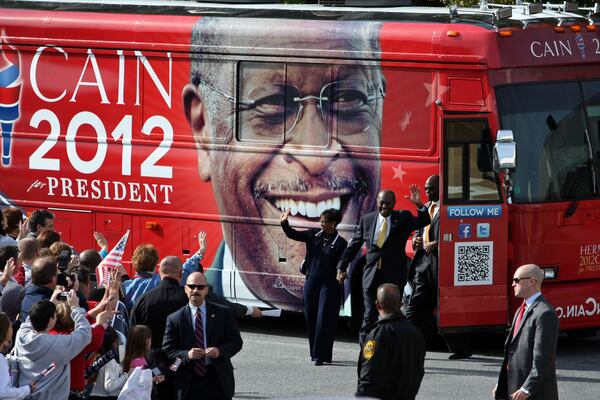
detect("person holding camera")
[49,299,115,400]
[19,257,58,322]
[20,255,87,322]
[50,242,79,272]
[13,290,92,400]
[280,208,347,366]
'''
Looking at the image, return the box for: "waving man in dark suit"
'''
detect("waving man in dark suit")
[162,272,243,400]
[336,186,430,344]
[406,175,440,336]
[494,264,559,400]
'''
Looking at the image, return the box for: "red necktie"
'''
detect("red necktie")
[194,309,206,377]
[512,302,526,338]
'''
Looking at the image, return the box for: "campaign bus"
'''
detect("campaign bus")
[1,0,600,335]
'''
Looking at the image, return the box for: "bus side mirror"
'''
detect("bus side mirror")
[493,130,516,172]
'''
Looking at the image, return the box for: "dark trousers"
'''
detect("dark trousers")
[444,333,471,355]
[153,375,175,400]
[406,272,471,355]
[359,285,379,346]
[304,275,341,363]
[186,366,228,400]
[405,271,436,338]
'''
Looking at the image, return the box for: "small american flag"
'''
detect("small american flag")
[96,230,129,288]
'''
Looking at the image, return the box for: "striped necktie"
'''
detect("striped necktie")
[194,308,206,377]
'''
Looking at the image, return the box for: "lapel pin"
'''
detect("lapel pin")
[211,314,215,318]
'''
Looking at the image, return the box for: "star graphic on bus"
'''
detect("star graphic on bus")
[424,73,449,107]
[399,111,412,131]
[392,163,407,182]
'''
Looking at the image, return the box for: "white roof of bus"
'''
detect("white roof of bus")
[5,0,592,24]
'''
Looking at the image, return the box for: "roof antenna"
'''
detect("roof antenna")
[449,4,459,21]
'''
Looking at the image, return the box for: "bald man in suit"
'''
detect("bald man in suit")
[494,264,559,400]
[162,272,243,400]
[337,186,430,344]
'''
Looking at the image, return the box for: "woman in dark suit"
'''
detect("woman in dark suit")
[281,208,347,366]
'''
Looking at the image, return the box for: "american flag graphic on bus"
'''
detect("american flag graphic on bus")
[0,32,22,167]
[96,230,130,288]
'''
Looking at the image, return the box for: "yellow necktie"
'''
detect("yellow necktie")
[376,218,387,269]
[376,218,387,247]
[424,204,436,246]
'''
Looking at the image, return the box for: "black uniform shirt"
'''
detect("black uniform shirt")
[356,312,426,400]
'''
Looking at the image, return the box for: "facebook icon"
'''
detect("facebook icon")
[458,224,472,239]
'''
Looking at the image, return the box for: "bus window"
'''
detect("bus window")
[237,61,335,147]
[333,65,386,150]
[379,68,434,153]
[237,61,285,145]
[191,59,235,144]
[447,146,464,200]
[583,80,600,163]
[496,81,599,203]
[444,119,501,203]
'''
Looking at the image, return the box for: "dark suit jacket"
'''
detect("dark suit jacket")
[281,220,347,281]
[130,278,189,350]
[162,301,243,400]
[496,294,559,400]
[408,201,439,291]
[337,209,430,290]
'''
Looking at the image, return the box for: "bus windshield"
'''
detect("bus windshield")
[496,80,600,203]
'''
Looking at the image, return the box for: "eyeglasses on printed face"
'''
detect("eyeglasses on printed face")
[186,284,207,291]
[197,79,385,137]
[512,276,532,284]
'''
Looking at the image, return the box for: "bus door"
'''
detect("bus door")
[438,115,508,331]
[51,208,94,251]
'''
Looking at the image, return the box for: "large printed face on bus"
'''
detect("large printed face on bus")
[184,18,383,308]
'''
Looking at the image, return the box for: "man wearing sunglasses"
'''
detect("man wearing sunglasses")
[494,264,559,400]
[184,17,384,311]
[163,272,242,400]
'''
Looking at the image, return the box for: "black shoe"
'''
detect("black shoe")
[314,360,323,366]
[448,351,472,360]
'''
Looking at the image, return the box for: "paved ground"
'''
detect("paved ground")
[232,314,600,399]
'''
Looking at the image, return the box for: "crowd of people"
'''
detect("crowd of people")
[0,207,256,400]
[0,182,560,400]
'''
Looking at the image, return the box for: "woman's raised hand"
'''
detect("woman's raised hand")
[280,209,291,223]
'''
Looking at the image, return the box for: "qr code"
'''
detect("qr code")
[454,241,493,286]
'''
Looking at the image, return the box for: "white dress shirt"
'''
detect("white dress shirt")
[429,201,439,218]
[373,213,391,244]
[523,291,542,308]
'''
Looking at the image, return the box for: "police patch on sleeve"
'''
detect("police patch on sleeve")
[363,340,376,360]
